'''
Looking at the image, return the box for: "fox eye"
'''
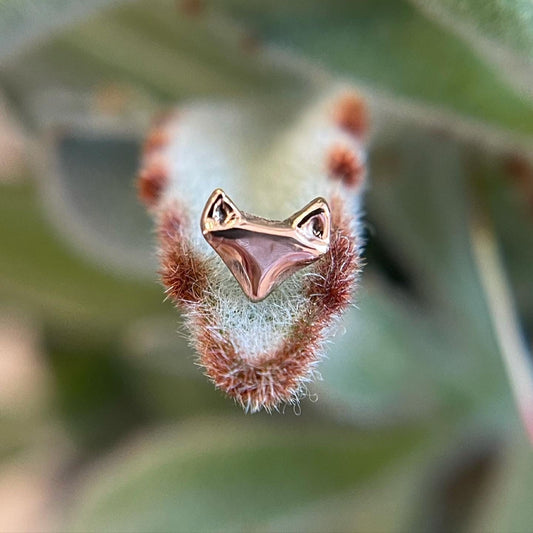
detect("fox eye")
[297,209,328,240]
[208,194,238,226]
[310,215,325,238]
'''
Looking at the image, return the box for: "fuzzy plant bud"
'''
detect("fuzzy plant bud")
[137,88,369,412]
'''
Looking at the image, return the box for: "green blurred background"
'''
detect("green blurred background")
[0,1,532,531]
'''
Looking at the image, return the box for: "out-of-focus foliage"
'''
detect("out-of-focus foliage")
[67,420,427,531]
[411,0,533,57]
[0,182,163,324]
[0,0,126,63]
[409,0,533,100]
[0,1,532,531]
[213,0,533,134]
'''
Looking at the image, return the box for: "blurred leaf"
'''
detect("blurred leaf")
[44,132,155,278]
[66,419,426,532]
[219,0,533,136]
[479,156,533,333]
[409,0,533,100]
[56,1,300,99]
[319,129,512,424]
[0,447,68,532]
[367,131,502,365]
[0,0,130,65]
[469,435,533,533]
[0,314,50,418]
[0,182,166,326]
[261,452,426,533]
[0,92,26,180]
[44,322,150,453]
[122,315,237,418]
[410,0,533,58]
[0,0,311,279]
[319,291,449,424]
[367,132,485,321]
[1,0,306,113]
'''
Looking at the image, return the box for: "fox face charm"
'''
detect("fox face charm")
[201,189,331,302]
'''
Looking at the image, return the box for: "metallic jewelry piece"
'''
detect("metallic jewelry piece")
[201,188,331,302]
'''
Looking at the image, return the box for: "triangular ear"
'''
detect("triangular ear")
[201,188,242,234]
[290,197,331,243]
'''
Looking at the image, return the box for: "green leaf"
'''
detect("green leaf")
[0,1,310,277]
[66,419,426,532]
[1,0,305,108]
[0,0,128,65]
[479,156,533,330]
[469,435,533,533]
[260,451,426,533]
[320,129,516,423]
[409,0,533,60]
[44,322,148,452]
[319,290,451,423]
[367,131,494,351]
[409,0,533,101]
[45,132,155,278]
[219,0,533,136]
[0,182,165,326]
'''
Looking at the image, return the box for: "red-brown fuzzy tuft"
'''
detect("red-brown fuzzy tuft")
[195,311,324,412]
[158,204,211,305]
[328,144,365,188]
[137,161,168,208]
[306,195,360,316]
[334,92,368,138]
[142,112,173,158]
[143,127,169,156]
[157,203,187,246]
[178,0,204,16]
[140,100,364,413]
[192,196,360,412]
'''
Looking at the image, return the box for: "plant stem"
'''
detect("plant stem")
[471,213,533,445]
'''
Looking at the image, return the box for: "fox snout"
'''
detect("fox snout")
[201,189,331,302]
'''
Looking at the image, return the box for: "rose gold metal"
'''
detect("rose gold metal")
[201,188,331,302]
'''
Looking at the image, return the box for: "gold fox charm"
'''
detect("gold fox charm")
[201,189,331,302]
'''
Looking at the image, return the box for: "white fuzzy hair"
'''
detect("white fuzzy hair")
[159,86,365,364]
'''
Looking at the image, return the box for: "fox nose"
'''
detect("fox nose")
[201,189,330,302]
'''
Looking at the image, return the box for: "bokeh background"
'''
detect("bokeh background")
[1,1,533,531]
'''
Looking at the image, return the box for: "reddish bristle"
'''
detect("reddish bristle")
[156,204,186,245]
[334,93,368,138]
[306,195,360,316]
[195,311,323,412]
[139,100,363,413]
[328,144,365,188]
[137,162,168,208]
[160,246,210,304]
[193,196,360,412]
[158,204,211,305]
[142,112,173,157]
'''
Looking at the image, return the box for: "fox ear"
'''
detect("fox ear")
[201,189,242,233]
[290,197,331,243]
